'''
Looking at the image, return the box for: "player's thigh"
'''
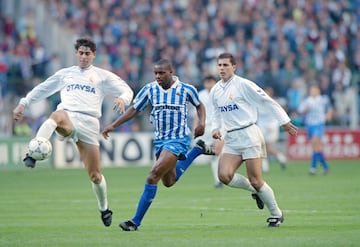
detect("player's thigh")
[77,141,101,180]
[49,110,73,136]
[218,153,242,181]
[148,149,178,184]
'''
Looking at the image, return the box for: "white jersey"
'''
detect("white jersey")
[19,65,133,118]
[210,75,290,132]
[198,88,215,127]
[257,104,280,129]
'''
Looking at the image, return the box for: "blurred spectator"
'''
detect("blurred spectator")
[1,0,360,135]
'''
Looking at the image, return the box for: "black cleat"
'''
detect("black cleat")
[101,209,113,227]
[23,153,36,168]
[267,213,284,227]
[196,139,215,155]
[119,220,138,231]
[252,193,264,210]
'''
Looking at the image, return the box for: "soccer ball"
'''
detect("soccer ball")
[28,137,52,160]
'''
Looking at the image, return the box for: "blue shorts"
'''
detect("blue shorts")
[307,124,325,139]
[154,136,191,159]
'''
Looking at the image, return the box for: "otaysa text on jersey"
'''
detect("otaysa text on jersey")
[66,83,96,94]
[219,104,239,112]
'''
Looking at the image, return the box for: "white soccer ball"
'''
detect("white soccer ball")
[28,137,53,161]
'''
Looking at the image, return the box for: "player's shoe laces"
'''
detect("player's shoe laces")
[196,139,215,155]
[100,209,113,227]
[267,213,284,227]
[251,193,264,210]
[119,220,138,231]
[23,153,36,168]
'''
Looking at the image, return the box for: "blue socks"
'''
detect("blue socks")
[131,183,157,226]
[311,152,329,171]
[175,146,202,181]
[130,146,203,227]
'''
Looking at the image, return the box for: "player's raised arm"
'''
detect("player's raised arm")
[102,106,139,139]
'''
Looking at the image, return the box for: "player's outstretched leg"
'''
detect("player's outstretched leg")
[120,183,157,231]
[175,139,214,181]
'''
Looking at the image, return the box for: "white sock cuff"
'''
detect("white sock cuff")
[36,118,57,139]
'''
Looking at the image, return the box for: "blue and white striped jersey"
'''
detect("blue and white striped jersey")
[298,95,332,126]
[133,76,201,140]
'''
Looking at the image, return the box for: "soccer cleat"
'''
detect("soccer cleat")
[23,153,36,168]
[196,139,215,155]
[100,209,113,227]
[119,220,138,231]
[277,152,287,169]
[251,193,264,210]
[267,213,284,227]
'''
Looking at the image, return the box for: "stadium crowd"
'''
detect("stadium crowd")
[0,0,359,137]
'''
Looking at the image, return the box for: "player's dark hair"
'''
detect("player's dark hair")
[74,37,96,52]
[217,52,236,65]
[154,58,173,70]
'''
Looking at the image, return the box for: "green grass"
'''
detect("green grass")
[1,160,360,247]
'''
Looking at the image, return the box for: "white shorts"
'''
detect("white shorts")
[222,124,266,159]
[56,111,100,146]
[258,124,279,143]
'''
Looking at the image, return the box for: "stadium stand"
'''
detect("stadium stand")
[0,0,359,137]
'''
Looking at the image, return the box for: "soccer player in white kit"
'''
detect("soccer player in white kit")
[210,53,298,227]
[193,75,224,188]
[12,37,134,227]
[257,86,287,173]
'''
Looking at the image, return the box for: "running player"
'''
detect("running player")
[193,75,224,188]
[12,37,134,227]
[210,53,298,227]
[102,58,213,231]
[298,84,332,175]
[257,86,287,172]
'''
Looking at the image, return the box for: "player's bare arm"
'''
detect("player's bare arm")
[102,106,139,139]
[13,104,25,122]
[193,103,206,138]
[281,122,298,136]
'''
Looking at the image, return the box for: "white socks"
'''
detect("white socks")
[92,174,108,212]
[228,174,282,217]
[211,156,220,184]
[257,182,282,217]
[228,173,257,193]
[36,118,57,139]
[262,158,269,173]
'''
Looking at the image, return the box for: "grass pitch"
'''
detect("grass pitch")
[1,160,360,247]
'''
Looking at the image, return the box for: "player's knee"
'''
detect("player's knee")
[249,177,263,191]
[218,172,232,185]
[90,172,102,184]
